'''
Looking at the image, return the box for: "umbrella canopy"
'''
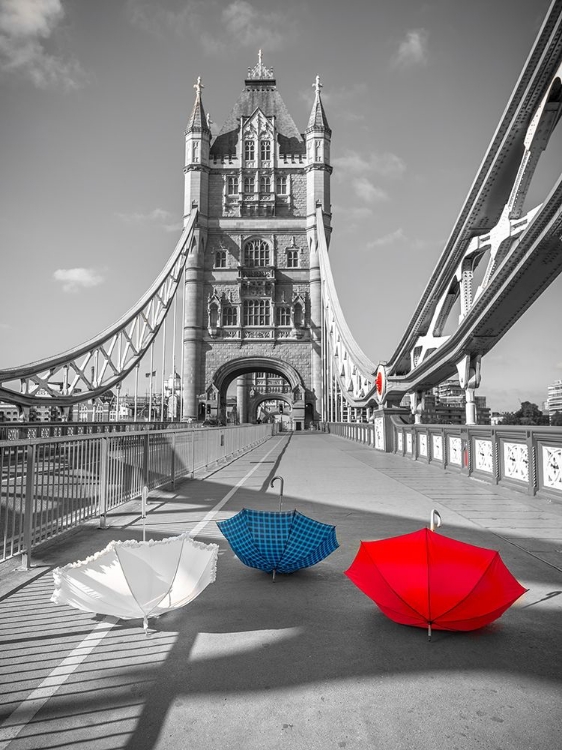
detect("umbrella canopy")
[217,508,339,577]
[345,526,527,637]
[52,533,218,631]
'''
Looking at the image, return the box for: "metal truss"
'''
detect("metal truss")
[319,1,562,417]
[382,1,562,403]
[0,213,197,409]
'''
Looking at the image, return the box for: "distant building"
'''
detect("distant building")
[547,379,562,421]
[422,379,491,424]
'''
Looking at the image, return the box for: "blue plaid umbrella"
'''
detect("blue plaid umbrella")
[217,508,339,578]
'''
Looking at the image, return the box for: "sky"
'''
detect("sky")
[0,0,561,413]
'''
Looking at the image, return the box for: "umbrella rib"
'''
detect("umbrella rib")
[431,553,498,623]
[115,540,185,622]
[363,543,428,623]
[115,547,150,619]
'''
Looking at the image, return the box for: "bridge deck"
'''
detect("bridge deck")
[0,433,561,750]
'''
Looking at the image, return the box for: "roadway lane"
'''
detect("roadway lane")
[0,433,560,750]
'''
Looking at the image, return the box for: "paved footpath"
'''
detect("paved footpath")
[0,433,561,750]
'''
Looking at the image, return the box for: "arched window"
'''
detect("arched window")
[286,249,298,268]
[260,140,271,160]
[244,140,255,161]
[276,306,291,326]
[243,175,255,193]
[215,250,227,268]
[222,306,238,326]
[260,175,271,193]
[244,238,270,267]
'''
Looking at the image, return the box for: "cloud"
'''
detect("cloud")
[366,229,437,251]
[116,207,184,233]
[0,322,11,330]
[332,149,406,179]
[367,229,407,248]
[0,0,85,89]
[332,150,405,206]
[126,0,199,36]
[391,29,429,69]
[53,268,104,293]
[128,0,298,55]
[220,1,297,51]
[354,177,388,204]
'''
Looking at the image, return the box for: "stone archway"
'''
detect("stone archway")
[211,356,307,429]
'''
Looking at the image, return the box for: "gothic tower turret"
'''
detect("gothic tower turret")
[305,76,332,416]
[184,77,211,222]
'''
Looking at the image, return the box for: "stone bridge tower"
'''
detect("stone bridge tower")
[182,54,332,428]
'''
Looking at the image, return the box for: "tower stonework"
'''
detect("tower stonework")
[182,55,332,427]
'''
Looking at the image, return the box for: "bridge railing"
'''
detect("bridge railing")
[326,420,562,502]
[0,420,194,442]
[0,423,274,566]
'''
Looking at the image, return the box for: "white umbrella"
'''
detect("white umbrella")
[52,533,218,632]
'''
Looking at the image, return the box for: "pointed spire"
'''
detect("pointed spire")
[307,75,331,134]
[186,76,211,134]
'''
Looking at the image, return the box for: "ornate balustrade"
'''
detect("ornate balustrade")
[327,419,562,502]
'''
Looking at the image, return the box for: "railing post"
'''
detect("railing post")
[191,431,195,478]
[21,444,36,571]
[171,432,176,488]
[143,432,150,488]
[99,437,108,529]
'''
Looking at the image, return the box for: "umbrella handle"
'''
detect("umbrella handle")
[271,475,284,512]
[430,509,442,532]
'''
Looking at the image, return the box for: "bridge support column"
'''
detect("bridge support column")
[457,353,482,426]
[465,388,477,426]
[237,376,248,424]
[410,391,423,425]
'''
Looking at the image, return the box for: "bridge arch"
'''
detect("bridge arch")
[212,356,305,395]
[210,356,308,427]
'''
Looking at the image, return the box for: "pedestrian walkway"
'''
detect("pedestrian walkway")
[0,433,560,750]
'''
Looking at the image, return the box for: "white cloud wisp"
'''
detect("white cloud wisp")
[53,268,104,293]
[391,29,429,69]
[0,0,84,89]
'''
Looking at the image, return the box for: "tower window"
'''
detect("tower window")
[227,176,239,194]
[244,239,270,266]
[243,175,255,193]
[260,140,271,160]
[215,250,227,268]
[286,250,298,268]
[244,299,270,326]
[222,306,238,326]
[276,306,291,326]
[244,140,255,161]
[276,176,288,194]
[260,175,271,193]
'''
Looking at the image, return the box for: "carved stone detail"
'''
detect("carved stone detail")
[474,439,493,473]
[503,442,529,482]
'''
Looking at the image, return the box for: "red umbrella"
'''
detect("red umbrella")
[345,512,527,639]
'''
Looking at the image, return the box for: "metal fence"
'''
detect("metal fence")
[0,420,191,442]
[0,423,273,566]
[327,420,562,502]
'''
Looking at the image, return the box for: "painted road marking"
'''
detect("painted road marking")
[0,438,283,748]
